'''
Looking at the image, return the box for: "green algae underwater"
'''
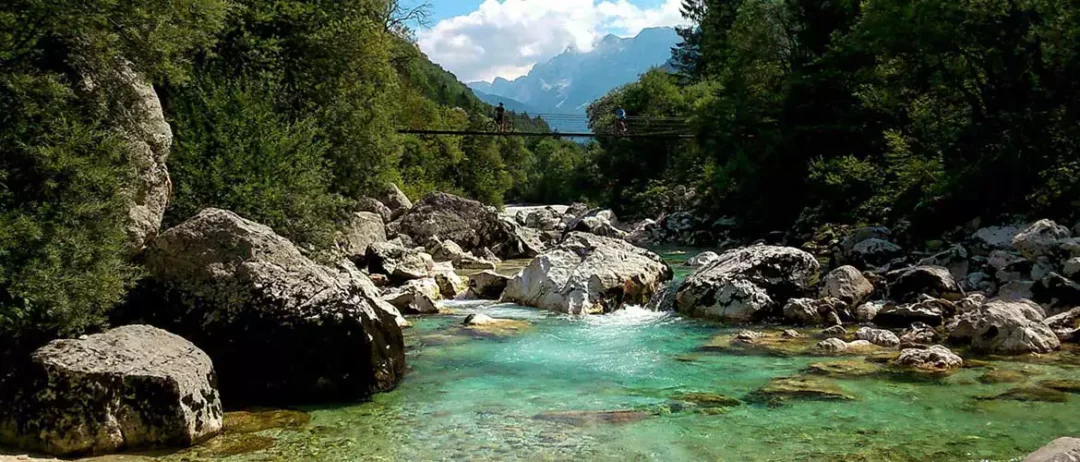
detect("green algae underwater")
[129,251,1080,462]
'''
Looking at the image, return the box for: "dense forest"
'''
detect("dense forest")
[2,0,1080,347]
[593,0,1080,238]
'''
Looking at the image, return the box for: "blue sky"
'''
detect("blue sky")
[429,0,671,23]
[417,0,686,83]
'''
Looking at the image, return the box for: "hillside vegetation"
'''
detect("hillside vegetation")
[0,0,569,347]
[593,0,1080,238]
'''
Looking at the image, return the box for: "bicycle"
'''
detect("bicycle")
[485,117,514,134]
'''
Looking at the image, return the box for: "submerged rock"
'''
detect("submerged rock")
[978,369,1027,384]
[223,410,310,434]
[533,410,652,426]
[461,314,530,336]
[675,245,819,322]
[0,326,222,456]
[1039,379,1080,394]
[503,232,672,314]
[806,360,882,378]
[136,208,405,405]
[981,386,1069,403]
[670,392,742,408]
[749,376,855,404]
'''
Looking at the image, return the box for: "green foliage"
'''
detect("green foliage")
[0,75,138,340]
[651,0,1080,234]
[167,75,346,247]
[1,0,227,345]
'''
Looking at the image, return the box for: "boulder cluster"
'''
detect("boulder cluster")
[671,219,1080,375]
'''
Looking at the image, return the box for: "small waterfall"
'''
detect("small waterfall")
[645,280,677,312]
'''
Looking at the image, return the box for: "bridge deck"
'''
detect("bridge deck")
[396,129,692,139]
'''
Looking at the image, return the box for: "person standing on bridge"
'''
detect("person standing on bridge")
[495,103,507,133]
[614,106,628,135]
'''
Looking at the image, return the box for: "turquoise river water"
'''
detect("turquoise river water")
[108,251,1080,461]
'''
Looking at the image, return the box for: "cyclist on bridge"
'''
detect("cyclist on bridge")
[495,103,507,133]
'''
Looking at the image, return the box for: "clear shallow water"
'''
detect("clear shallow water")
[150,250,1080,462]
[181,300,1080,462]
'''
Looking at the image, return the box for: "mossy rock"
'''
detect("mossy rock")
[806,360,883,378]
[865,351,901,364]
[978,369,1027,384]
[962,359,994,369]
[748,376,856,405]
[979,386,1069,403]
[224,409,311,434]
[671,392,743,408]
[459,319,531,338]
[700,331,820,357]
[1039,379,1080,393]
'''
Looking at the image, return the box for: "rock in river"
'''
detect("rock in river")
[390,192,540,259]
[894,345,963,375]
[675,245,819,322]
[133,208,405,405]
[503,232,673,314]
[1022,437,1080,462]
[468,270,511,300]
[967,300,1059,354]
[0,325,222,456]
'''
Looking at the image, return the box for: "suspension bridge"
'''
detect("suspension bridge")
[397,112,693,139]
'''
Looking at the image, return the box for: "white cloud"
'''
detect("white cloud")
[418,0,687,83]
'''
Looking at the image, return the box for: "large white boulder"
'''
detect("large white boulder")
[966,300,1060,354]
[503,232,672,314]
[675,245,819,322]
[337,211,386,260]
[1013,219,1072,260]
[0,326,222,456]
[820,265,874,306]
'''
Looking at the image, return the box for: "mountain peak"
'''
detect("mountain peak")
[469,26,679,118]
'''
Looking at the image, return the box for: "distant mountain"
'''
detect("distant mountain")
[468,27,680,129]
[472,90,537,115]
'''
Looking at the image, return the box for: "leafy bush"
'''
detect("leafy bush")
[167,75,347,248]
